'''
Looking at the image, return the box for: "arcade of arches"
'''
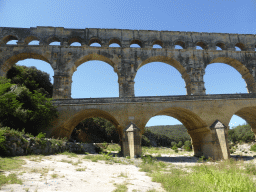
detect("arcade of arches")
[1,26,256,160]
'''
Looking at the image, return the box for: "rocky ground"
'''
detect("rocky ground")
[1,142,256,192]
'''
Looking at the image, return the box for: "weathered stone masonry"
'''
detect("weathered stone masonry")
[1,27,256,160]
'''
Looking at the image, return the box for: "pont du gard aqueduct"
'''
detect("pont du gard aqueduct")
[1,26,256,160]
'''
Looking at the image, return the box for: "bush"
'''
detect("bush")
[172,145,178,151]
[177,141,183,148]
[0,129,6,155]
[36,132,46,139]
[0,80,59,136]
[171,141,177,147]
[184,140,192,151]
[250,144,256,152]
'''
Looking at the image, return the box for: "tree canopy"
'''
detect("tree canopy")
[0,63,58,136]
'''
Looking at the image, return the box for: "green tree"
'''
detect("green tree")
[6,64,53,98]
[177,141,183,148]
[228,123,255,144]
[0,77,59,136]
[71,117,119,143]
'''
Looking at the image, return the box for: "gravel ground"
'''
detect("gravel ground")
[1,143,256,192]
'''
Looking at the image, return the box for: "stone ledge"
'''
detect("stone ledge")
[1,134,97,157]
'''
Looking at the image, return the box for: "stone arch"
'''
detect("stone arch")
[1,52,52,77]
[136,56,192,95]
[74,53,116,72]
[88,37,102,46]
[173,40,185,49]
[215,41,227,50]
[235,42,246,51]
[108,38,121,47]
[68,36,83,46]
[50,108,121,139]
[152,40,163,48]
[47,36,61,45]
[208,57,256,93]
[143,107,209,156]
[2,35,18,44]
[24,36,40,45]
[130,39,143,48]
[233,106,256,137]
[195,40,208,49]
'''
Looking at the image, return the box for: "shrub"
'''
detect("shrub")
[171,141,177,147]
[0,129,6,155]
[0,81,59,136]
[172,145,178,151]
[250,144,256,152]
[36,132,46,139]
[177,141,183,148]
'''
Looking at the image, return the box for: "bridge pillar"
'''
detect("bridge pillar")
[122,123,142,158]
[189,120,230,160]
[189,68,206,95]
[212,121,230,160]
[52,72,72,99]
[119,77,135,98]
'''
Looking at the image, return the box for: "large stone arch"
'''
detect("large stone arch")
[207,57,256,93]
[50,108,121,140]
[233,106,256,138]
[136,56,192,95]
[0,52,52,77]
[142,106,210,157]
[73,53,118,76]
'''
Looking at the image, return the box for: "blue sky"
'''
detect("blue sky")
[1,0,255,129]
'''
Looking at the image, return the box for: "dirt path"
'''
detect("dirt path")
[1,154,168,192]
[1,147,256,192]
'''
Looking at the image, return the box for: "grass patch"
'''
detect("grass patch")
[105,144,121,152]
[113,182,128,192]
[137,156,256,192]
[51,173,58,178]
[59,151,78,158]
[118,172,128,178]
[0,157,25,188]
[76,167,86,171]
[83,152,113,162]
[60,159,73,164]
[29,167,50,177]
[0,157,25,171]
[0,173,23,188]
[72,159,82,166]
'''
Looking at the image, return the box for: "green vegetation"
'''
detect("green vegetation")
[0,156,25,188]
[228,123,255,144]
[251,144,256,152]
[113,182,128,192]
[0,75,59,136]
[76,168,86,171]
[136,154,256,192]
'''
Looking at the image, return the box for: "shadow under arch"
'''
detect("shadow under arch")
[51,108,121,140]
[233,106,256,137]
[137,56,192,95]
[1,52,52,77]
[208,57,256,93]
[143,107,209,157]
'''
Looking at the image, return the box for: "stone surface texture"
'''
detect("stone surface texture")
[1,26,256,160]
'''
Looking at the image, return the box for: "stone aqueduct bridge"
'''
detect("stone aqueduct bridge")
[1,26,256,159]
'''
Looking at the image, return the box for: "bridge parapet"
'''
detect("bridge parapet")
[1,27,256,51]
